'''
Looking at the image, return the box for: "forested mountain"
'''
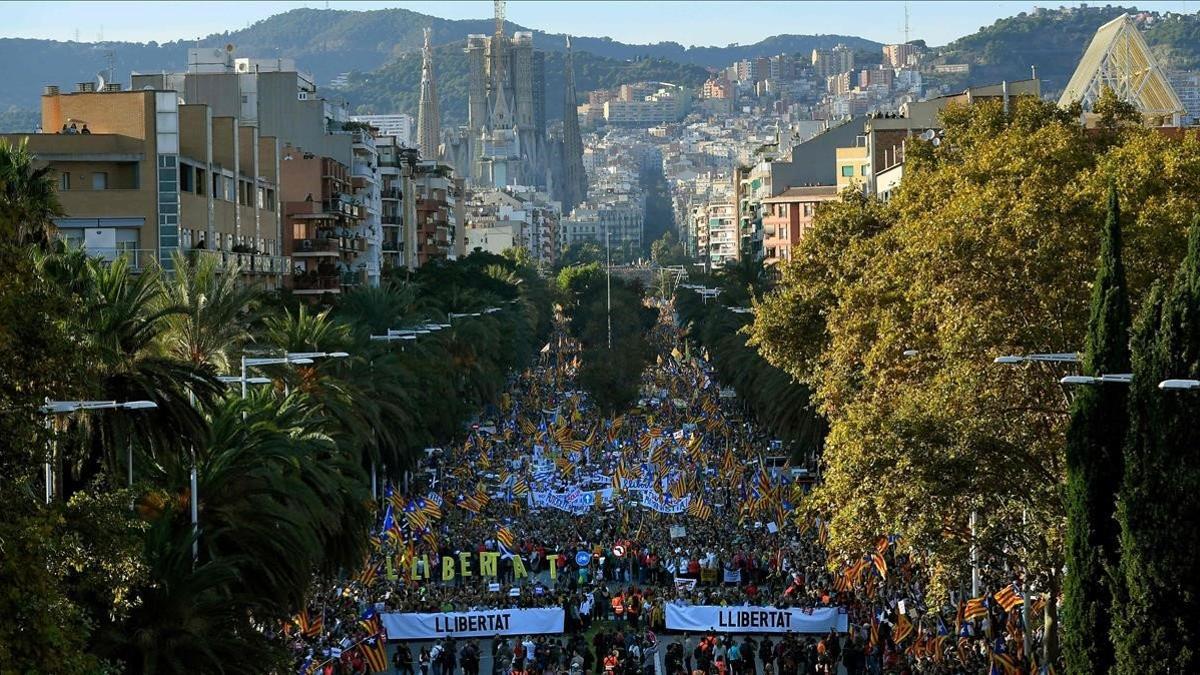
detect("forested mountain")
[0,6,874,114]
[934,5,1200,94]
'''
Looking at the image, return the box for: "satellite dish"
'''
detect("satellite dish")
[931,137,941,147]
[918,129,936,141]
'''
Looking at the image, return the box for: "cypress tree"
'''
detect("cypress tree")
[1062,187,1130,675]
[1112,217,1200,674]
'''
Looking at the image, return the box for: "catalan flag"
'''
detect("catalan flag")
[894,614,913,643]
[519,417,537,436]
[931,636,948,663]
[687,498,713,520]
[356,561,379,587]
[871,552,888,579]
[650,442,668,465]
[496,525,516,549]
[669,477,688,500]
[555,455,578,479]
[638,433,654,453]
[612,462,630,490]
[511,477,531,496]
[875,535,889,554]
[990,652,1020,675]
[1030,593,1046,617]
[993,583,1024,612]
[359,608,384,637]
[295,608,323,638]
[964,596,988,621]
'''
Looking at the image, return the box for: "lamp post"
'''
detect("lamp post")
[40,399,158,502]
[239,351,349,397]
[1159,379,1200,391]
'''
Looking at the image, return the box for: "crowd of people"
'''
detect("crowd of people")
[288,307,1048,675]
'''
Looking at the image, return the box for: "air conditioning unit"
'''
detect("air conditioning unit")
[297,91,309,101]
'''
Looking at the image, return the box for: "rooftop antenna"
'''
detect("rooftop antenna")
[903,1,910,44]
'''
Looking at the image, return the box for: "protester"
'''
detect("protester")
[288,308,1045,675]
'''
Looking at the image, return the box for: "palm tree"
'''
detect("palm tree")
[96,517,288,674]
[42,255,222,492]
[181,391,369,616]
[0,138,63,246]
[158,251,260,373]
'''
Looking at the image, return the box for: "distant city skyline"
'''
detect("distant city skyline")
[6,1,1196,49]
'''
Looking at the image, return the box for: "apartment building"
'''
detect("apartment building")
[560,204,645,261]
[3,84,288,284]
[761,185,838,265]
[132,48,382,286]
[280,146,362,295]
[603,84,692,126]
[703,202,738,269]
[351,114,413,145]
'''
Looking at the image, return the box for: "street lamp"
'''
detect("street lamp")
[239,351,348,397]
[1159,379,1200,391]
[1060,373,1132,385]
[217,375,272,386]
[993,353,1080,365]
[40,399,159,501]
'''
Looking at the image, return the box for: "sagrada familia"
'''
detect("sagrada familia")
[419,0,587,214]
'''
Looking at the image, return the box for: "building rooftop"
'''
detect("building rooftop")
[763,185,839,202]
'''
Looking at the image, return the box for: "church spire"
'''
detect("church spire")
[560,36,587,214]
[417,27,441,158]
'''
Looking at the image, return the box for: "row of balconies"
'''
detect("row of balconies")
[191,249,293,275]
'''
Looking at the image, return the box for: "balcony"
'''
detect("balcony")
[382,241,400,251]
[381,215,402,226]
[292,238,340,256]
[291,273,342,294]
[381,187,402,200]
[88,248,157,272]
[188,249,291,275]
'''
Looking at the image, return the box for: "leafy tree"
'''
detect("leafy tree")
[561,242,604,267]
[650,230,688,267]
[1061,187,1130,675]
[749,97,1200,666]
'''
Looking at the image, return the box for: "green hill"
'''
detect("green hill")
[933,6,1200,94]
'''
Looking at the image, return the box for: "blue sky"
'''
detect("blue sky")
[6,1,1196,47]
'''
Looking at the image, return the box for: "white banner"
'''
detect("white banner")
[665,605,848,634]
[674,577,697,591]
[382,608,565,639]
[723,568,742,584]
[640,492,691,514]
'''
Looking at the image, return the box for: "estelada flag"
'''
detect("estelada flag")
[894,614,913,643]
[360,636,389,673]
